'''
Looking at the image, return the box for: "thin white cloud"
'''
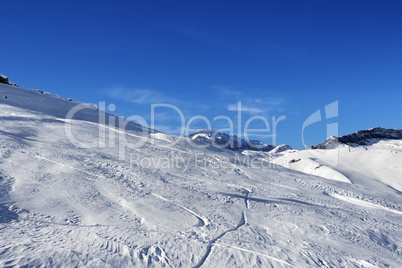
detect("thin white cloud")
[227,97,284,115]
[212,85,242,100]
[227,103,263,114]
[108,87,177,104]
[103,84,287,136]
[212,85,285,115]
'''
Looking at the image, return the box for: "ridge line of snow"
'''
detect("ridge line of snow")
[151,193,209,226]
[32,154,98,180]
[217,242,296,267]
[329,193,402,215]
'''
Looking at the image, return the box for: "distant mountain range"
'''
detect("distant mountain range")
[187,129,291,152]
[311,127,402,149]
[189,128,402,153]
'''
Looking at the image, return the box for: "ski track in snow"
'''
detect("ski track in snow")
[194,187,293,267]
[31,153,99,180]
[193,211,248,268]
[244,188,251,209]
[151,193,209,227]
[330,193,402,215]
[217,242,296,267]
[194,187,252,267]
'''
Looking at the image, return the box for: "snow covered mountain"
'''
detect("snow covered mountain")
[188,129,279,152]
[310,127,402,149]
[269,144,293,153]
[1,83,402,267]
[246,130,402,193]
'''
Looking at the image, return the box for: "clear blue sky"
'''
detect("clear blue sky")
[1,0,401,149]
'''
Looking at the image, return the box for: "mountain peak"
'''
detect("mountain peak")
[312,127,402,149]
[188,129,277,152]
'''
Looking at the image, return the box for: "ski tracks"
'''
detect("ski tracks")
[151,193,209,227]
[193,187,252,268]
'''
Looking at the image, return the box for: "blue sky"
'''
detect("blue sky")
[1,0,402,149]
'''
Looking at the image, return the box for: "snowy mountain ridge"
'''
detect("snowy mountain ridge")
[188,129,285,152]
[245,133,402,192]
[312,127,402,149]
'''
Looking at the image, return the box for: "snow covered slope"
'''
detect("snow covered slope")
[263,140,402,192]
[1,83,402,267]
[310,127,402,150]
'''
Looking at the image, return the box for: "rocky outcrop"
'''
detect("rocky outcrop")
[0,74,18,87]
[312,127,402,149]
[0,74,9,84]
[338,127,402,144]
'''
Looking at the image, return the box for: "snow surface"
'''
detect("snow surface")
[0,83,402,267]
[255,141,402,192]
[270,144,292,154]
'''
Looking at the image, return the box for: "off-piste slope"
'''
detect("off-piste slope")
[0,83,401,267]
[257,134,402,193]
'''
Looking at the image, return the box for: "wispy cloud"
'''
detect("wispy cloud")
[211,85,242,100]
[226,97,284,115]
[102,84,287,139]
[227,103,264,114]
[212,85,285,115]
[108,87,177,104]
